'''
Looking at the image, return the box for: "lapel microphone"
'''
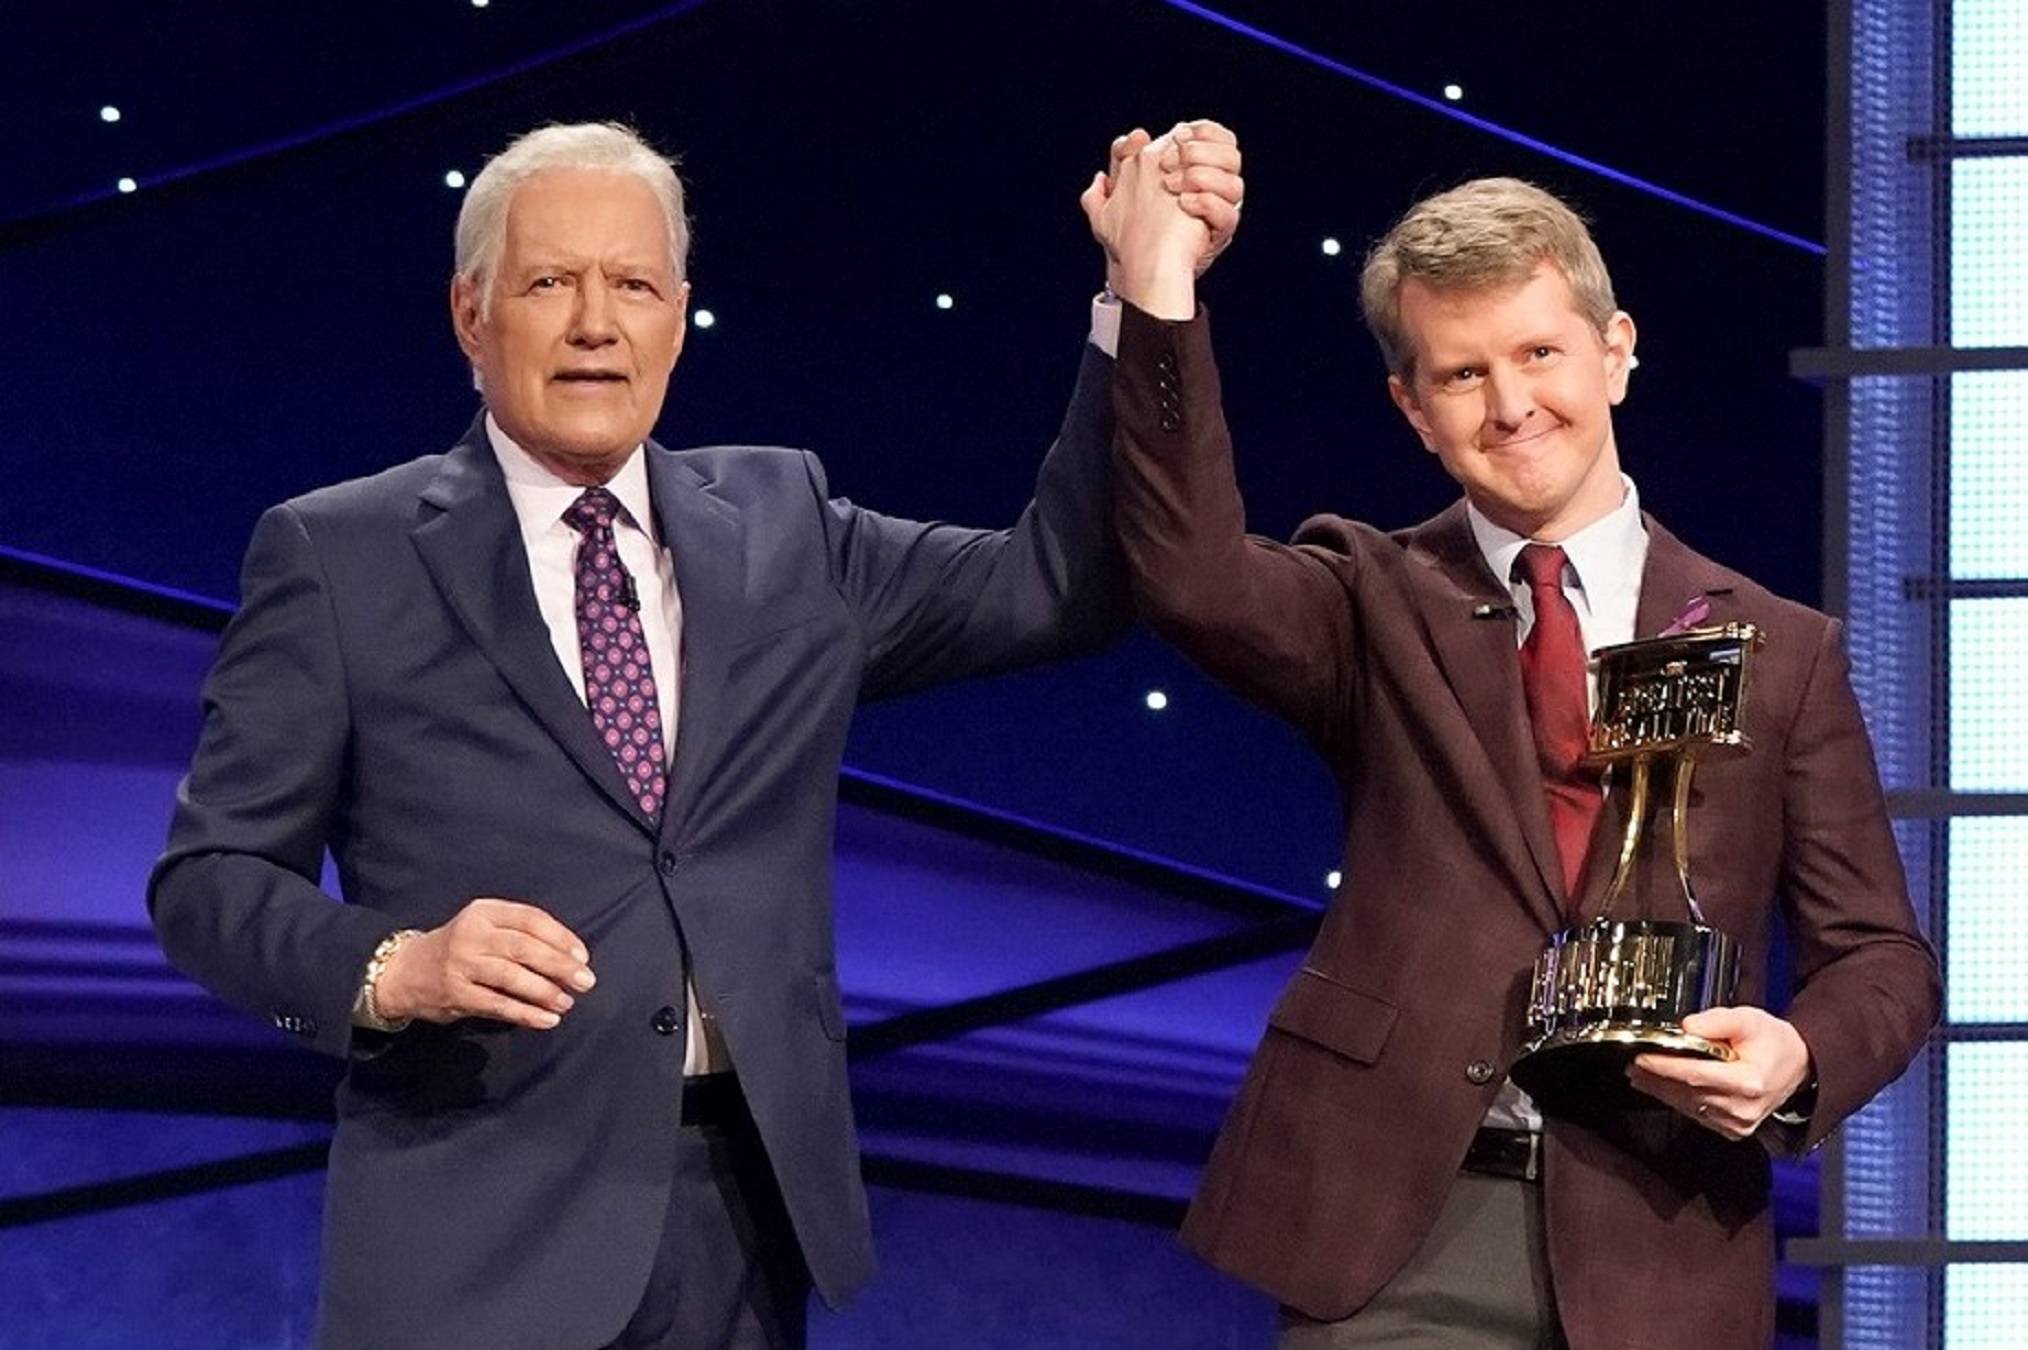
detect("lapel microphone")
[1471,601,1518,620]
[616,567,641,613]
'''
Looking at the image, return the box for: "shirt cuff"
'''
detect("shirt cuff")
[1089,290,1122,359]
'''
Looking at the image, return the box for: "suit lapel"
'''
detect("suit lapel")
[646,447,748,843]
[1570,515,1737,921]
[1401,503,1567,930]
[1632,516,1735,642]
[411,422,657,836]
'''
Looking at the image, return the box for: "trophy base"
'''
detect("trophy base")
[1514,917,1743,1117]
[1510,1025,1735,1117]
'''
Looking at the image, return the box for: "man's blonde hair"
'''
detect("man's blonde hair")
[1359,177,1617,379]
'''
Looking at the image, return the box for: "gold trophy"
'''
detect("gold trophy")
[1508,623,1760,1115]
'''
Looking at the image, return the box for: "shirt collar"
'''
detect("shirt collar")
[1466,475,1645,597]
[485,413,659,544]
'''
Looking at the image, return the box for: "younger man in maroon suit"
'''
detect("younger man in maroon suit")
[1085,133,1938,1347]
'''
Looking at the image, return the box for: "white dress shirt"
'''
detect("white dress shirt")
[1466,476,1649,1133]
[490,415,728,1076]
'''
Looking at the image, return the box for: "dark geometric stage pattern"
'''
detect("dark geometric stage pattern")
[0,550,1820,1346]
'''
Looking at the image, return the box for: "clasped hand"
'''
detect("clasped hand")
[1081,119,1244,318]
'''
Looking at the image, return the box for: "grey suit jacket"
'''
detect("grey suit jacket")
[149,342,1122,1350]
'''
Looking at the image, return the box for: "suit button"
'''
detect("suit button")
[1465,1059,1496,1086]
[651,1006,681,1036]
[658,852,678,877]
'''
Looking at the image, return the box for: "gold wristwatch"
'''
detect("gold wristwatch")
[353,929,424,1033]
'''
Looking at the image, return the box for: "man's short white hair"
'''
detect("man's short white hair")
[454,122,690,299]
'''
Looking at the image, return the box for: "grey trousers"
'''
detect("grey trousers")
[605,1080,810,1350]
[1278,1172,1564,1349]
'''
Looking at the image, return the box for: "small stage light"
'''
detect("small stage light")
[1321,237,1342,257]
[935,293,954,310]
[694,309,716,329]
[444,170,467,189]
[1443,84,1464,101]
[100,106,121,124]
[116,177,137,194]
[1326,870,1342,889]
[1144,690,1169,712]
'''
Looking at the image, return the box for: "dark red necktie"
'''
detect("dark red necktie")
[1514,544,1602,909]
[564,488,667,820]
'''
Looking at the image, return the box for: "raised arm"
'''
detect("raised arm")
[1090,124,1360,748]
[822,336,1126,702]
[840,121,1249,702]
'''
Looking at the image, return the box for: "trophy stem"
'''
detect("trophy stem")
[1600,754,1653,921]
[1670,757,1710,925]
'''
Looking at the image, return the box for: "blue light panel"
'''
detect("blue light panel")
[1945,1043,2028,1241]
[1946,819,2028,1024]
[1950,161,2028,348]
[1849,0,2028,1343]
[1948,598,2028,790]
[1952,4,2028,137]
[1949,372,2028,579]
[1944,1266,2028,1347]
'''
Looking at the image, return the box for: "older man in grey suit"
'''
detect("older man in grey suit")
[150,121,1243,1349]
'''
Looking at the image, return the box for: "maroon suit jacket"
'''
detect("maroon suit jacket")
[1113,305,1939,1348]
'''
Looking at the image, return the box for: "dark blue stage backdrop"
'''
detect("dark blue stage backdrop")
[0,0,1828,900]
[1,3,1830,1346]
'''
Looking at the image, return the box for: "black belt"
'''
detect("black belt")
[1461,1127,1542,1183]
[681,1073,742,1128]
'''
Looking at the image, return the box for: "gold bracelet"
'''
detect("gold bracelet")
[355,929,424,1033]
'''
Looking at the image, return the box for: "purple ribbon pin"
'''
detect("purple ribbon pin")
[1658,593,1712,637]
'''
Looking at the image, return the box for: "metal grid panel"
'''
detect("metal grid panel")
[1849,0,1939,351]
[1845,1267,1938,1350]
[1841,0,2028,1344]
[1845,1043,1937,1239]
[1846,376,1941,790]
[1841,3,1946,1344]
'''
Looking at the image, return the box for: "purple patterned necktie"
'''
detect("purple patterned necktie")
[563,487,667,819]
